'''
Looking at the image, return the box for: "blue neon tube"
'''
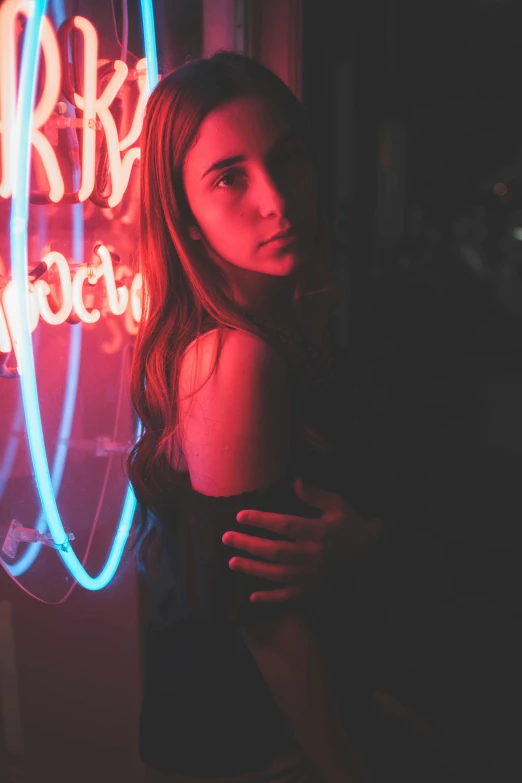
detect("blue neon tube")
[6,0,158,589]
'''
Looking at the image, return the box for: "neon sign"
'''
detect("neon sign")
[0,247,142,376]
[0,0,158,593]
[0,1,148,207]
[0,0,151,374]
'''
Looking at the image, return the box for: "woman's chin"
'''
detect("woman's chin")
[262,249,302,276]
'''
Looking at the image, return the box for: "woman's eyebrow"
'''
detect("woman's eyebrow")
[200,130,300,180]
[201,155,246,180]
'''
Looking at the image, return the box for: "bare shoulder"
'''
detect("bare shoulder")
[180,326,282,374]
[178,327,291,496]
[178,327,286,401]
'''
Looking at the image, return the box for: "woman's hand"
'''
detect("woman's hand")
[222,478,381,604]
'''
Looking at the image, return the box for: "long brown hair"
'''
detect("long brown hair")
[126,51,337,576]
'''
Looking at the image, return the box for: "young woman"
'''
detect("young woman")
[126,51,381,783]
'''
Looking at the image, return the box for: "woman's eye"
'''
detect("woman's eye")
[215,169,245,190]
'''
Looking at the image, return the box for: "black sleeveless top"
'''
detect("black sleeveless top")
[139,314,380,777]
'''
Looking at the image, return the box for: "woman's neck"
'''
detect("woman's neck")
[234,279,299,328]
[232,273,327,342]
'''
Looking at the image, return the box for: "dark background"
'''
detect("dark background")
[304,1,522,779]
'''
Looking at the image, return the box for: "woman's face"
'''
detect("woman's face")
[182,95,318,286]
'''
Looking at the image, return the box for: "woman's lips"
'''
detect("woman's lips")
[261,231,298,248]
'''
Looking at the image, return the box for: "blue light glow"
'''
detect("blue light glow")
[0,397,25,501]
[140,0,159,94]
[4,0,158,590]
[6,324,82,578]
[3,0,83,578]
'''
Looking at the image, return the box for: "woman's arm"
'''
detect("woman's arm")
[178,327,372,782]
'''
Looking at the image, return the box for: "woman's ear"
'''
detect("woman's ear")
[189,225,201,240]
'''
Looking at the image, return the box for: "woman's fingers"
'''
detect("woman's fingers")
[248,584,314,603]
[228,556,316,582]
[235,510,324,541]
[222,531,321,564]
[293,478,344,517]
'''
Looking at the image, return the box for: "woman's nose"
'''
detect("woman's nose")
[257,170,288,217]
